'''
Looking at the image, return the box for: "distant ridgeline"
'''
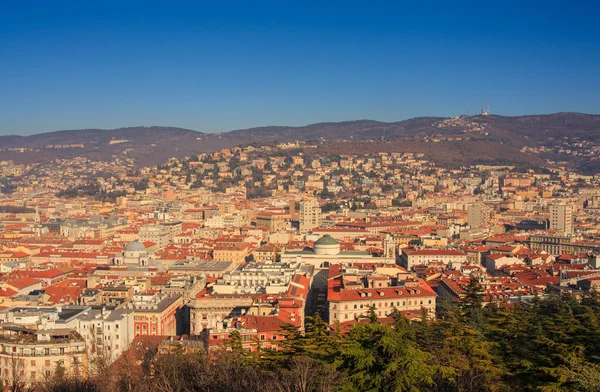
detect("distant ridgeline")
[0,113,599,172]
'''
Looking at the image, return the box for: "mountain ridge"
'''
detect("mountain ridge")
[1,112,599,172]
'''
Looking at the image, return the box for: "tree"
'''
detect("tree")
[461,275,485,311]
[337,321,438,392]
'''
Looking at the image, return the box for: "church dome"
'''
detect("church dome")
[314,235,341,255]
[314,235,339,246]
[124,240,146,253]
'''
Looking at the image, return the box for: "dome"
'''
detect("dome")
[314,235,341,255]
[314,235,339,246]
[124,240,146,253]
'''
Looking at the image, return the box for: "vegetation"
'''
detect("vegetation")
[27,291,600,392]
[56,182,126,202]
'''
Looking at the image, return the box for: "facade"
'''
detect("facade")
[401,248,468,270]
[255,212,290,233]
[0,326,87,386]
[202,315,291,352]
[467,203,491,229]
[76,308,135,361]
[299,199,321,233]
[550,204,573,235]
[125,294,183,337]
[139,225,171,248]
[281,235,396,269]
[529,234,600,255]
[212,243,251,265]
[327,265,437,325]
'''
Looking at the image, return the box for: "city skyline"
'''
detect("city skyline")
[2,1,599,135]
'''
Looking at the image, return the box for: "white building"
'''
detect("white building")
[401,248,468,270]
[76,308,135,362]
[280,235,396,270]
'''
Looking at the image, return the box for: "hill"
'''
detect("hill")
[1,113,599,171]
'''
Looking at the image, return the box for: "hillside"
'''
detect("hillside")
[1,113,599,171]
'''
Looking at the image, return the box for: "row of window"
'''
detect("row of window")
[0,346,76,356]
[334,299,432,310]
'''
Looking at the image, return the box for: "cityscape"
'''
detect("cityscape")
[2,1,600,392]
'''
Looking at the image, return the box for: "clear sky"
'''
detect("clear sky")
[1,0,599,135]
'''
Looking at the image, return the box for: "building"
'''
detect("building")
[280,235,396,270]
[467,203,492,229]
[400,248,468,270]
[125,294,183,337]
[299,199,321,233]
[255,212,290,233]
[76,308,135,362]
[327,264,436,325]
[113,240,156,267]
[190,271,310,335]
[212,243,251,265]
[0,325,88,386]
[529,234,600,255]
[550,204,573,235]
[139,225,171,248]
[210,261,311,295]
[157,336,204,355]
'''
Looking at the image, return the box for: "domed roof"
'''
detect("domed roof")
[314,235,339,246]
[124,240,146,252]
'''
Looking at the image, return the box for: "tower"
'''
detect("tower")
[383,235,396,259]
[550,204,573,235]
[299,199,321,233]
[468,203,491,228]
[480,98,490,116]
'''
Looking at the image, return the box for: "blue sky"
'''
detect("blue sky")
[1,1,598,135]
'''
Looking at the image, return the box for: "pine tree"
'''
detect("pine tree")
[461,274,485,310]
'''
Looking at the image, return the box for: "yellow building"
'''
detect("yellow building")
[0,326,88,387]
[213,243,251,265]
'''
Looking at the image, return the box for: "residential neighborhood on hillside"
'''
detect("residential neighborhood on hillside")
[1,139,600,388]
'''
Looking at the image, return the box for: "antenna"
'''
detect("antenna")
[481,99,490,116]
[467,106,470,116]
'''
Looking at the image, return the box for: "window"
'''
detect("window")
[260,335,265,341]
